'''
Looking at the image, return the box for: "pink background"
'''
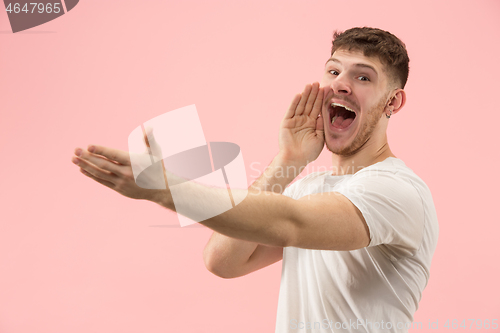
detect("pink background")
[1,0,499,332]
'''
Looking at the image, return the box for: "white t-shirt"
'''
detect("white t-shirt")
[275,157,439,333]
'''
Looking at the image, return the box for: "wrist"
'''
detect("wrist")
[148,189,174,209]
[267,155,306,185]
[274,154,308,176]
[250,154,308,194]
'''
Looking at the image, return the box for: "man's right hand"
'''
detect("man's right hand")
[278,82,325,168]
[203,83,325,278]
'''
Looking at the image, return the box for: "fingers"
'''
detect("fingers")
[315,112,324,133]
[295,83,314,116]
[284,93,302,119]
[285,82,323,118]
[79,168,116,189]
[87,145,130,166]
[302,82,321,116]
[72,148,120,183]
[310,86,324,119]
[142,126,153,148]
[142,126,164,160]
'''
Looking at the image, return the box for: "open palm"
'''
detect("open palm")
[279,82,325,166]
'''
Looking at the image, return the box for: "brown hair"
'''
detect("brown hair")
[331,27,410,89]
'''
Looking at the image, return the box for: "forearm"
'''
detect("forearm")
[202,231,264,277]
[207,155,305,244]
[250,155,304,194]
[157,180,294,247]
[205,187,295,246]
[217,154,304,243]
[155,155,303,243]
[201,155,301,275]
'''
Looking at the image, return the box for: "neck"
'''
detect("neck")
[330,133,395,176]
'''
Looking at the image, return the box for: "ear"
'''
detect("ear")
[386,89,406,115]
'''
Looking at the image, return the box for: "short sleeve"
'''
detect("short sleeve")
[335,170,425,258]
[281,172,325,200]
[282,182,295,199]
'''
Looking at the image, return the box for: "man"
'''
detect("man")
[72,27,438,332]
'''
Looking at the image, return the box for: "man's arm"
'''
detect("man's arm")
[202,82,328,278]
[72,83,368,269]
[203,155,300,279]
[153,169,370,251]
[147,82,369,250]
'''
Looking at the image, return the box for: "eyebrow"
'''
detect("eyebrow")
[325,58,378,76]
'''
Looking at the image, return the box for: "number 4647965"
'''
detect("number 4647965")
[5,3,61,14]
[444,319,498,329]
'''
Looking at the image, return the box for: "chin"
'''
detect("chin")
[327,145,357,157]
[325,137,357,157]
[323,124,357,157]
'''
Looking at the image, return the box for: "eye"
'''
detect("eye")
[328,70,339,76]
[357,76,370,82]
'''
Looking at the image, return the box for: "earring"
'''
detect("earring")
[386,110,393,119]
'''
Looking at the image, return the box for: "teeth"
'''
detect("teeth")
[331,115,337,124]
[331,102,355,113]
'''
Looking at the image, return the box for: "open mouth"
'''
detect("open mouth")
[328,103,357,129]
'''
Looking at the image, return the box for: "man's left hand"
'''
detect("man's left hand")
[71,143,167,203]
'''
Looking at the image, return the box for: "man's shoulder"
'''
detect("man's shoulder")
[283,157,434,201]
[353,157,428,188]
[350,157,438,229]
[355,157,409,176]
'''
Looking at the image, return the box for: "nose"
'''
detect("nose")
[330,74,351,95]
